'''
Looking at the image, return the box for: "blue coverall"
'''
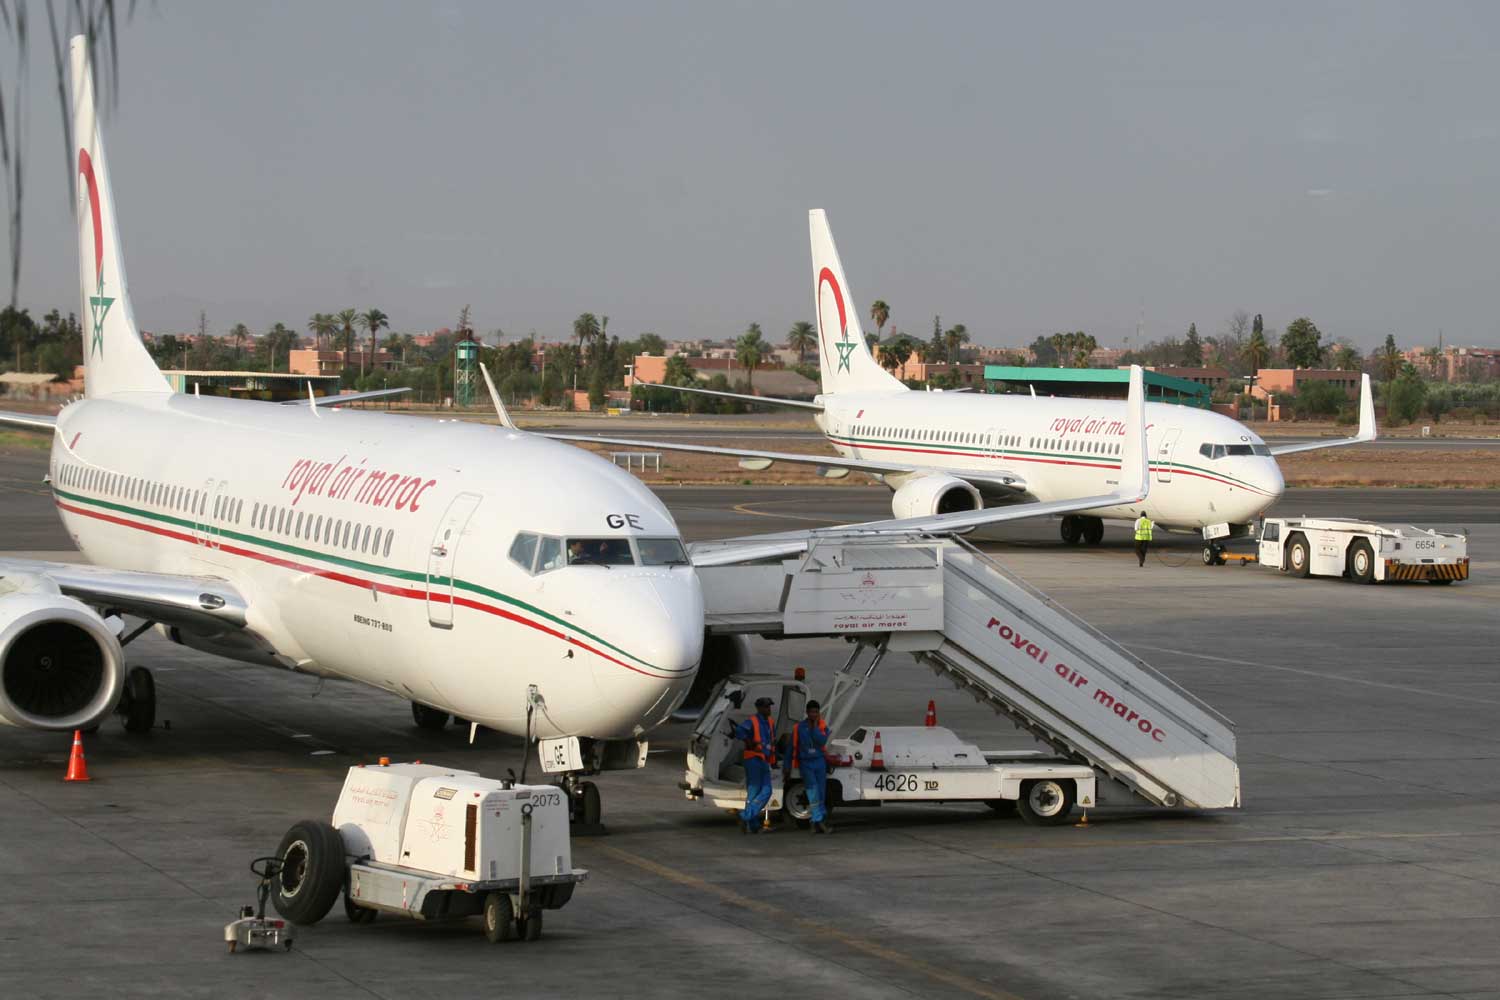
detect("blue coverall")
[792,718,830,823]
[735,714,776,824]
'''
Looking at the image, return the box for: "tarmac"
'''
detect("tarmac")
[1,446,1497,1000]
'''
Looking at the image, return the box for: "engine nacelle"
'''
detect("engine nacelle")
[0,581,124,730]
[890,473,982,519]
[672,632,751,722]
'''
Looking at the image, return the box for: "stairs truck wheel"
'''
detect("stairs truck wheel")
[1082,517,1104,545]
[483,892,516,943]
[411,702,450,730]
[783,779,812,829]
[1349,540,1376,584]
[1059,516,1082,545]
[1286,534,1311,578]
[271,820,346,925]
[1017,779,1075,827]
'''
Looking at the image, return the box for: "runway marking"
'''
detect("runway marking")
[730,500,861,525]
[593,843,1026,1000]
[966,830,1489,851]
[1131,643,1500,706]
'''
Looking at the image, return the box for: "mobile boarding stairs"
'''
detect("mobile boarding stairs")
[691,535,1240,812]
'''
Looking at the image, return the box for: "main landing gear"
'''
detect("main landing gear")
[1060,515,1104,546]
[116,665,156,734]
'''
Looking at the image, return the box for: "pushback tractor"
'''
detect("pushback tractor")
[268,762,587,943]
[1253,517,1469,583]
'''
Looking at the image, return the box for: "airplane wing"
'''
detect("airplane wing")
[1268,374,1376,456]
[632,381,825,411]
[689,366,1152,566]
[0,410,58,431]
[281,386,413,407]
[544,431,1028,495]
[0,557,249,632]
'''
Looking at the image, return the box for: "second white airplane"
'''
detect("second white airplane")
[557,211,1376,551]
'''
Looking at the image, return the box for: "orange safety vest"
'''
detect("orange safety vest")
[742,714,776,764]
[790,717,828,772]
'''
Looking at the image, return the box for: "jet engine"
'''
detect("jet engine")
[0,579,124,730]
[890,473,982,519]
[672,632,751,721]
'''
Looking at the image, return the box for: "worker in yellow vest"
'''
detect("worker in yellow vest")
[1133,513,1153,567]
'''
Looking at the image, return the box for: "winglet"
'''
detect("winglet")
[1356,373,1376,442]
[1121,364,1150,502]
[479,363,517,430]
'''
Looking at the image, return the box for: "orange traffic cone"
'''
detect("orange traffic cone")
[870,730,886,771]
[64,729,91,782]
[924,700,937,727]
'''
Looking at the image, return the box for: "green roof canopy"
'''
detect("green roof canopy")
[982,366,1213,407]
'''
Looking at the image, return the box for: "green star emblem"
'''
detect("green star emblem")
[88,274,113,358]
[835,337,857,373]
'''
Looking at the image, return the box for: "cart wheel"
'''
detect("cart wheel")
[344,889,377,924]
[1016,779,1075,827]
[1286,534,1311,578]
[483,892,516,943]
[270,820,346,926]
[984,799,1016,814]
[579,781,602,827]
[517,908,543,942]
[283,940,293,951]
[782,779,812,829]
[1348,540,1376,584]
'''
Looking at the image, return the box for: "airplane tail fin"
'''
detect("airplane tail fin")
[809,210,906,396]
[70,35,169,398]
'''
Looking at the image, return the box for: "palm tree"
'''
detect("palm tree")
[335,309,359,369]
[869,300,891,340]
[573,313,600,354]
[229,322,250,360]
[786,320,816,364]
[262,322,296,372]
[400,333,417,365]
[359,308,390,376]
[307,312,336,352]
[1244,327,1271,372]
[944,324,969,365]
[736,323,765,391]
[889,335,914,379]
[879,344,901,375]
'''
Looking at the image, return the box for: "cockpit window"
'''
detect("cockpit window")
[638,537,690,566]
[508,532,539,571]
[566,538,635,566]
[537,536,565,572]
[1200,443,1270,460]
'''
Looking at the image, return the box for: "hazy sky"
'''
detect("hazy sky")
[11,1,1500,350]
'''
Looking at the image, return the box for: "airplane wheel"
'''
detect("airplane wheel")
[119,666,156,733]
[1202,544,1217,566]
[578,781,602,826]
[1059,516,1082,545]
[411,702,450,731]
[1082,517,1104,545]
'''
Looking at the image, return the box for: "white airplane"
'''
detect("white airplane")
[0,39,706,792]
[554,210,1376,556]
[0,40,1156,820]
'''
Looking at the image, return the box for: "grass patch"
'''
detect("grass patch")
[0,429,52,451]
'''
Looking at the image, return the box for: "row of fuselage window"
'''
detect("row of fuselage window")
[56,461,396,560]
[860,426,1121,457]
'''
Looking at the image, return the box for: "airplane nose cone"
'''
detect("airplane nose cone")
[1261,459,1286,504]
[587,571,704,735]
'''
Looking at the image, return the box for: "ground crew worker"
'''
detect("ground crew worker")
[1134,512,1154,567]
[791,700,832,834]
[734,697,777,834]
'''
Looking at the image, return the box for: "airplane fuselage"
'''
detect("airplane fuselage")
[817,391,1285,529]
[46,392,703,739]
